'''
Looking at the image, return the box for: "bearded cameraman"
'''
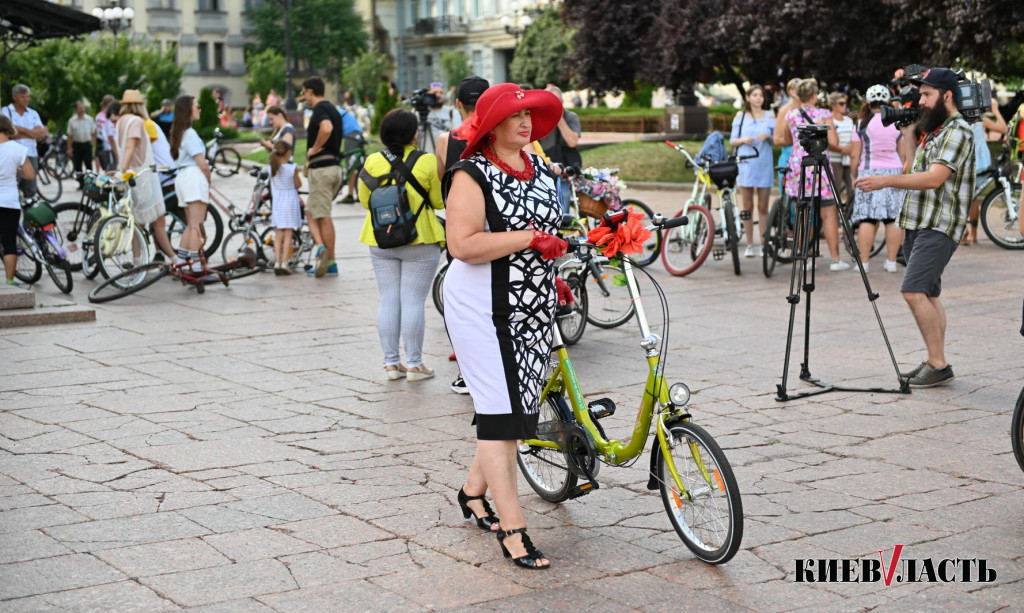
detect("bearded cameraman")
[855,67,975,389]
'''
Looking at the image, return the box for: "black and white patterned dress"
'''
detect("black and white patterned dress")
[442,153,563,440]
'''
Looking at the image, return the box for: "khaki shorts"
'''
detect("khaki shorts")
[307,165,342,219]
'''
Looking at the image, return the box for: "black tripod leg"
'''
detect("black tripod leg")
[778,164,813,400]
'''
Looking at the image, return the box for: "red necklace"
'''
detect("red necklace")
[483,145,534,182]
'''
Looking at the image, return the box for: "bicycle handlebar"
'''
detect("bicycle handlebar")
[565,210,688,254]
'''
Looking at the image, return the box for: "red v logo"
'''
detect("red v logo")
[878,545,904,586]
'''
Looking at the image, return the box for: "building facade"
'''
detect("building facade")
[49,0,261,106]
[377,0,557,95]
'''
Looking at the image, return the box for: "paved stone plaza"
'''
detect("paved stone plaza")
[1,173,1022,611]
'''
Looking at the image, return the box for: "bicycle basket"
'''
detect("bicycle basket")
[708,161,739,189]
[83,175,113,203]
[24,202,57,228]
[577,192,608,218]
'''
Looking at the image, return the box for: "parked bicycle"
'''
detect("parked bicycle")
[205,128,242,178]
[1,197,73,293]
[40,133,73,180]
[333,133,372,202]
[517,209,743,564]
[977,151,1023,249]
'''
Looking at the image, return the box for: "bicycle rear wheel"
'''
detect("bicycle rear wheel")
[555,273,587,346]
[662,205,714,276]
[95,215,151,280]
[517,396,578,503]
[762,198,792,278]
[584,259,634,329]
[88,262,170,303]
[40,237,73,294]
[431,260,448,316]
[723,198,741,275]
[52,201,92,271]
[621,199,662,267]
[657,421,743,564]
[14,233,42,284]
[35,166,62,203]
[214,147,242,177]
[165,204,224,260]
[221,228,267,264]
[980,184,1024,249]
[1012,386,1024,473]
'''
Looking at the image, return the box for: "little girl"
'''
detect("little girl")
[269,140,302,275]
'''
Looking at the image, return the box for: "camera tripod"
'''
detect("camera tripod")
[776,148,910,401]
[415,106,439,153]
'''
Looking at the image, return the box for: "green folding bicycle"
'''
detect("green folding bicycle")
[517,210,744,565]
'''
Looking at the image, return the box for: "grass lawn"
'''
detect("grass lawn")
[581,140,702,183]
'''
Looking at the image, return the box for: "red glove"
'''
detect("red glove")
[529,229,568,260]
[554,277,574,307]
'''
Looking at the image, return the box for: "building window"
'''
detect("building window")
[153,0,176,8]
[408,56,418,92]
[213,42,225,70]
[472,0,480,18]
[198,42,209,71]
[197,0,221,11]
[472,50,482,76]
[410,0,419,21]
[424,54,433,86]
[243,0,264,9]
[166,40,178,64]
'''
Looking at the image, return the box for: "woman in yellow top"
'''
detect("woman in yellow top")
[359,108,445,381]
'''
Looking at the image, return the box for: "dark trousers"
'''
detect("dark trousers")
[71,142,93,175]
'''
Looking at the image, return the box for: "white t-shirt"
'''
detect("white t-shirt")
[1,104,42,158]
[0,140,28,209]
[830,115,854,165]
[176,128,205,168]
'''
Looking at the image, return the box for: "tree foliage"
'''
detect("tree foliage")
[565,0,1024,100]
[248,0,369,80]
[341,51,390,103]
[197,87,219,135]
[509,9,574,89]
[1,35,181,128]
[372,81,398,133]
[245,48,286,98]
[440,51,472,90]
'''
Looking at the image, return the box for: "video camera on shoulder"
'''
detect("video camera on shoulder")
[881,64,991,127]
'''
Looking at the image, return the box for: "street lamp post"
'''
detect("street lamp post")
[500,2,533,42]
[91,5,135,36]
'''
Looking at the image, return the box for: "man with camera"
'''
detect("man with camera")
[855,67,975,388]
[421,82,461,155]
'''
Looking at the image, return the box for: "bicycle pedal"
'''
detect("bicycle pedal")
[712,249,725,261]
[567,481,599,499]
[587,398,616,419]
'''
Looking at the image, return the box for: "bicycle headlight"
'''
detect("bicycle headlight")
[669,382,691,406]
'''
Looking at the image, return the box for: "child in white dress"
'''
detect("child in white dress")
[269,140,302,274]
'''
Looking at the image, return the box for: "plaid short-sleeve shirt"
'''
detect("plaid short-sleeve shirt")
[897,112,975,242]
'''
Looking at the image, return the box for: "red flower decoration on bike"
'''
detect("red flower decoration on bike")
[586,208,652,258]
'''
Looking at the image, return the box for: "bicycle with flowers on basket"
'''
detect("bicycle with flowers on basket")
[517,208,744,564]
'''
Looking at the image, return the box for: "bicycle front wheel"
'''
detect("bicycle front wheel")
[52,201,92,271]
[723,198,741,275]
[621,199,662,267]
[1012,387,1024,473]
[662,205,714,276]
[980,184,1024,249]
[214,147,242,177]
[555,273,587,346]
[221,228,267,265]
[658,421,743,564]
[431,260,448,316]
[41,238,73,294]
[94,215,151,280]
[517,396,578,503]
[584,260,634,329]
[14,233,42,284]
[762,198,792,277]
[89,262,170,303]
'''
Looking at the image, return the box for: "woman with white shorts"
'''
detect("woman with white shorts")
[168,95,212,272]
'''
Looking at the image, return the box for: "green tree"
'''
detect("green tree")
[440,50,472,89]
[372,81,398,133]
[509,9,574,89]
[1,35,181,129]
[340,51,389,103]
[197,87,219,136]
[248,0,369,80]
[245,48,285,98]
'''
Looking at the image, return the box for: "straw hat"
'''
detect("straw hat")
[120,89,145,104]
[460,83,563,159]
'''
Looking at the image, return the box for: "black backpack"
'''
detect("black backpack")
[360,149,429,249]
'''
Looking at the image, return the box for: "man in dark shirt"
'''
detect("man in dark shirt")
[303,77,343,277]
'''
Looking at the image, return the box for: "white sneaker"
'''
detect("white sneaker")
[829,260,851,272]
[858,262,869,273]
[883,260,898,273]
[743,245,756,258]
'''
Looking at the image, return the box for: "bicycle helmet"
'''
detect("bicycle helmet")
[866,84,891,104]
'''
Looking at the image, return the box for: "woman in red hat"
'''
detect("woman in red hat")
[441,83,566,569]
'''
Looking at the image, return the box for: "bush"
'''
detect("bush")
[372,81,398,133]
[196,88,219,134]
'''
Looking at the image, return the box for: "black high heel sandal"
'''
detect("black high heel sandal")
[496,528,549,570]
[457,487,499,531]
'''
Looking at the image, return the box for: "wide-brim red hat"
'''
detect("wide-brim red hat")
[461,83,563,159]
